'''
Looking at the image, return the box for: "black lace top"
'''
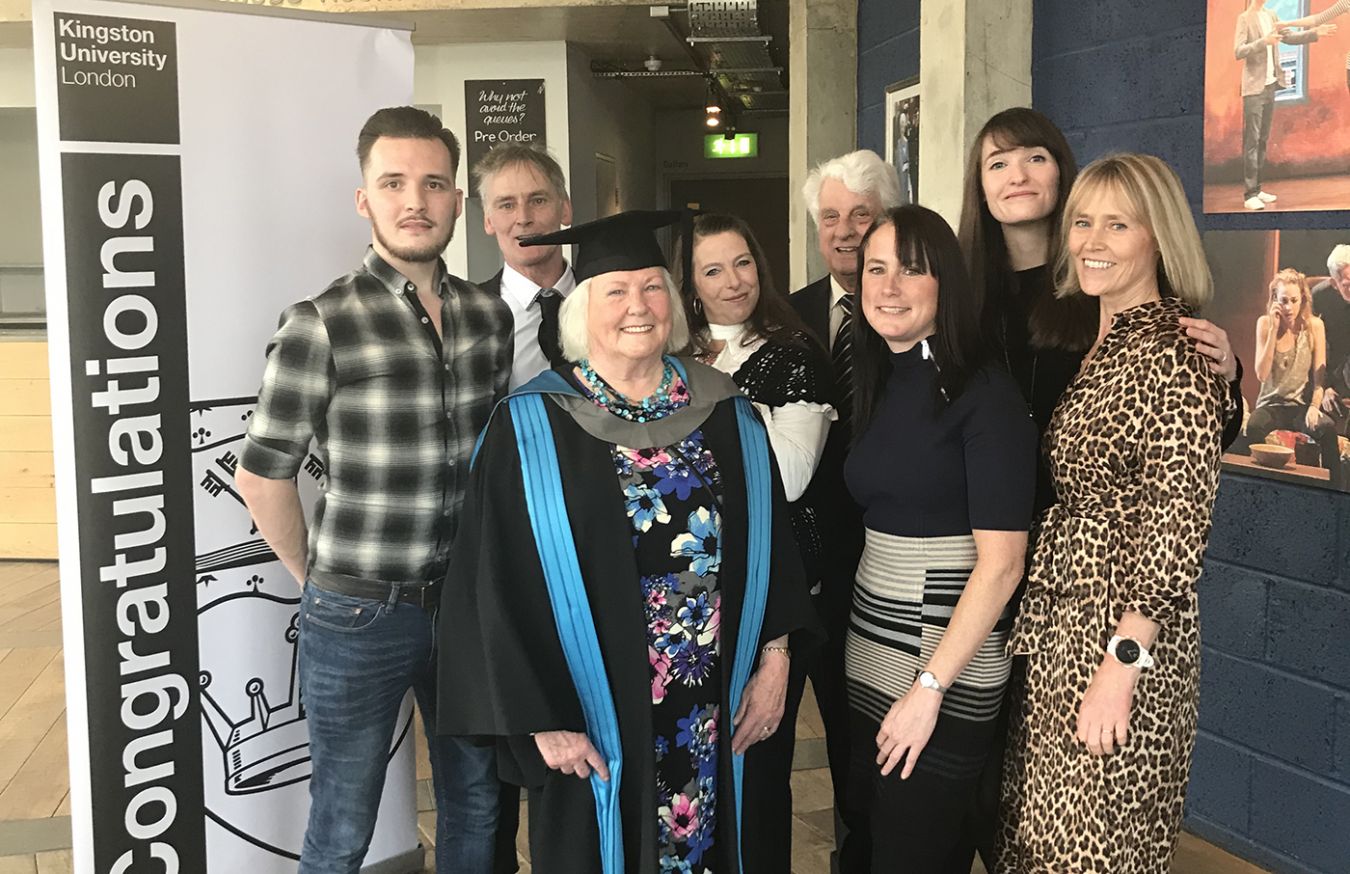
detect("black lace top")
[730,332,835,407]
[723,331,833,582]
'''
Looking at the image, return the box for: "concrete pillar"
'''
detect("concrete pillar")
[788,0,857,291]
[919,0,1032,228]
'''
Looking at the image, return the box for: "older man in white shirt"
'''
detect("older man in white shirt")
[471,143,577,872]
[474,144,575,388]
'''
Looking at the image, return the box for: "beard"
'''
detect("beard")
[371,214,455,263]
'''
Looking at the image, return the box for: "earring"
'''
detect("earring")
[692,297,704,315]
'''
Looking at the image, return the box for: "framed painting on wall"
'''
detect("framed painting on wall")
[885,77,920,206]
[1204,228,1350,492]
[1203,0,1350,213]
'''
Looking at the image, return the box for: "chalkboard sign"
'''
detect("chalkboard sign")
[464,79,546,196]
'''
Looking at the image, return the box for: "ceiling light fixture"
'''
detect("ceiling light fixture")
[705,80,722,114]
[703,77,731,131]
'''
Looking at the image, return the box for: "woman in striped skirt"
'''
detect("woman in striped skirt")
[840,205,1037,872]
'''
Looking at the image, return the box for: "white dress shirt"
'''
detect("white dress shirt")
[706,322,837,502]
[499,262,576,390]
[828,275,852,351]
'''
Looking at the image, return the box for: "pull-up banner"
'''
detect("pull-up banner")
[33,1,418,871]
[63,150,199,873]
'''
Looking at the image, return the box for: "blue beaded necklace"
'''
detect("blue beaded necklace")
[577,359,685,423]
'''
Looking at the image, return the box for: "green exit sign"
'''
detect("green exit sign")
[705,133,759,159]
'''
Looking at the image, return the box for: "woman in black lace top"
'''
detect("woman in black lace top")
[676,212,834,874]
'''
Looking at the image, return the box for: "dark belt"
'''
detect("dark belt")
[310,572,443,611]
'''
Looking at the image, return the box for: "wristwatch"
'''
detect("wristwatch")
[917,670,947,694]
[1107,635,1155,669]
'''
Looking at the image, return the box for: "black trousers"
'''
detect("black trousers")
[494,780,522,873]
[740,648,810,874]
[946,659,1024,872]
[742,584,863,873]
[843,705,993,874]
[1242,84,1277,199]
[811,592,869,874]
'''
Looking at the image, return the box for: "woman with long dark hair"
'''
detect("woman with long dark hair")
[841,205,1036,871]
[957,107,1243,513]
[674,212,836,874]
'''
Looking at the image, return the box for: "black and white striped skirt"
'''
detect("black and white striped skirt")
[844,528,1012,782]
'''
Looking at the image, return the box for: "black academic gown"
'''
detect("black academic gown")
[438,365,820,874]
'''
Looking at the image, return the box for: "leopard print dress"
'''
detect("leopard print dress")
[995,297,1230,873]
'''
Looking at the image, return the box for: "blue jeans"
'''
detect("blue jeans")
[297,582,499,874]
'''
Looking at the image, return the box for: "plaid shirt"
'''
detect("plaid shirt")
[239,247,513,584]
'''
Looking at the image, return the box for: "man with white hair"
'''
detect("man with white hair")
[795,150,904,343]
[1314,244,1350,434]
[475,144,575,389]
[785,149,902,872]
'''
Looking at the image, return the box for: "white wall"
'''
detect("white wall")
[0,110,40,267]
[0,48,35,108]
[0,49,43,318]
[0,49,40,266]
[415,42,571,280]
[565,44,655,225]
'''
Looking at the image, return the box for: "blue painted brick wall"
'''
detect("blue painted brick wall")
[1191,484,1350,874]
[1032,1,1350,871]
[856,0,920,156]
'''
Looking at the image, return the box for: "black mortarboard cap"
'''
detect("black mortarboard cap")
[520,209,684,283]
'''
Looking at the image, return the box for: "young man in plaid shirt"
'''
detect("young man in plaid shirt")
[236,106,513,874]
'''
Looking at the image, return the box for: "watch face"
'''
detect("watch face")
[1116,638,1141,665]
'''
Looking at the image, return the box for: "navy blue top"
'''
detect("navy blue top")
[845,341,1037,538]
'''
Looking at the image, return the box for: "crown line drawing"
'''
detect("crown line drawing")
[200,612,311,795]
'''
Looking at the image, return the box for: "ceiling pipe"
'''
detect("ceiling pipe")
[591,69,705,79]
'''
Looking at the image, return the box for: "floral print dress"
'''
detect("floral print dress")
[584,370,725,873]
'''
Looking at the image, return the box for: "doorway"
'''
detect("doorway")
[669,176,791,295]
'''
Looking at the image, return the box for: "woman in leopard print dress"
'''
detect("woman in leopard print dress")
[995,154,1232,873]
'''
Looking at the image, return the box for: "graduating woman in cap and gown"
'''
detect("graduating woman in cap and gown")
[438,210,821,874]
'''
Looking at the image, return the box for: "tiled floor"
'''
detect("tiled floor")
[0,561,1268,873]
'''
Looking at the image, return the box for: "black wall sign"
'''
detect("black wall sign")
[54,13,179,144]
[464,79,546,196]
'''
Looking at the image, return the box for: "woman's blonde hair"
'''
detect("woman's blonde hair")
[557,267,691,362]
[1269,268,1313,332]
[1054,153,1213,308]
